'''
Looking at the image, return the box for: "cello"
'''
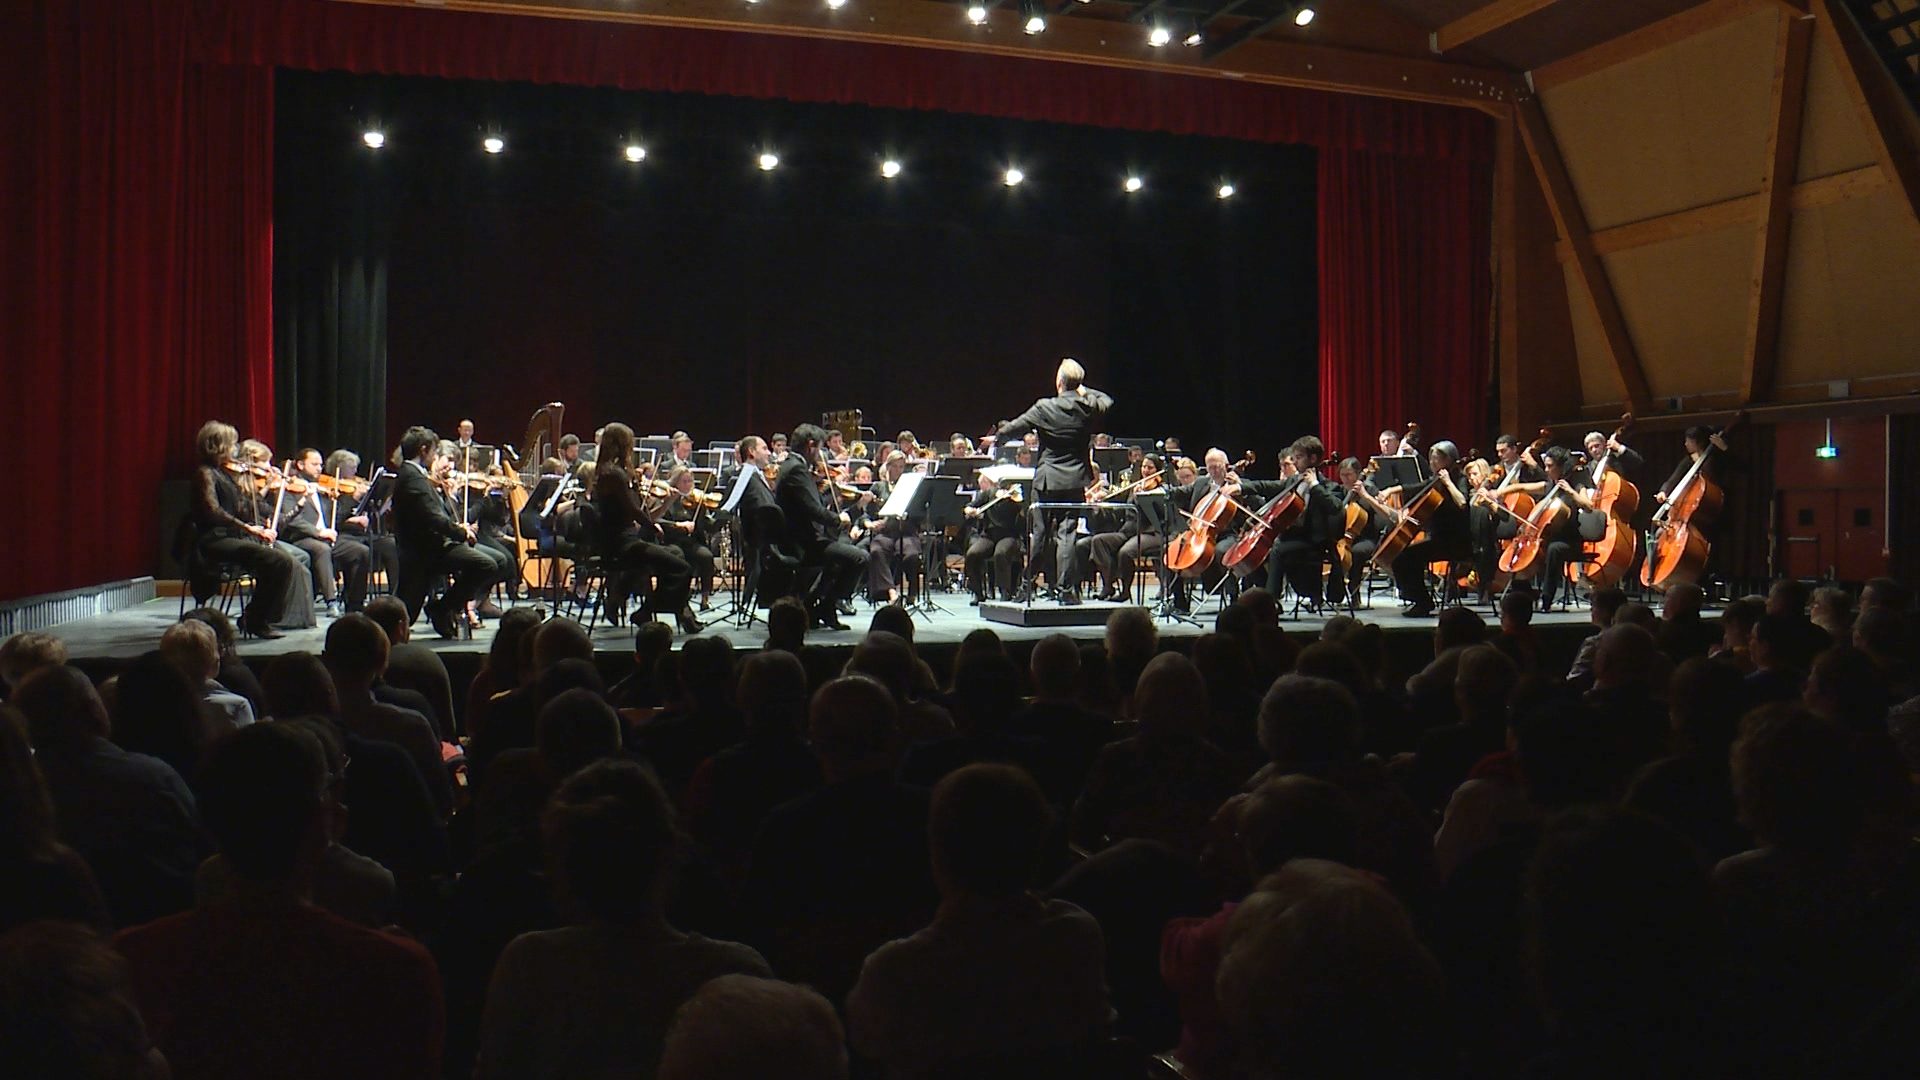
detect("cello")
[1164,451,1256,578]
[1583,414,1639,589]
[1369,454,1455,571]
[1220,472,1314,579]
[1642,412,1743,592]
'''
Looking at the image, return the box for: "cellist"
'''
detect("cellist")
[1469,434,1544,604]
[1159,448,1282,613]
[1260,437,1346,609]
[1378,441,1470,618]
[1510,447,1596,611]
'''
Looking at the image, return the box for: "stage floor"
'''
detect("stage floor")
[46,591,1597,664]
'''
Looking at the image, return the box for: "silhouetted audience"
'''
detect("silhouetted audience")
[1071,653,1235,859]
[0,920,166,1078]
[659,974,848,1080]
[110,649,222,785]
[0,704,109,933]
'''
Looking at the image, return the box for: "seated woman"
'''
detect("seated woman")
[186,422,299,639]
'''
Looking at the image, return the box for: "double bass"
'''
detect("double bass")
[1641,413,1743,592]
[1164,451,1256,578]
[1583,414,1639,589]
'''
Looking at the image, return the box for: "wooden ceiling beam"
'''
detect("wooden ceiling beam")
[1553,165,1885,261]
[1530,0,1785,90]
[334,0,1526,112]
[1810,0,1920,235]
[1433,0,1564,55]
[1516,96,1653,413]
[1741,9,1814,405]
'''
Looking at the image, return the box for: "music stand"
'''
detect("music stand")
[940,454,993,479]
[1369,455,1425,493]
[1093,446,1131,481]
[879,473,962,619]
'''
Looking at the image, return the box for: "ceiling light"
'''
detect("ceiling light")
[623,144,647,163]
[1021,0,1046,34]
[1003,166,1025,187]
[1123,175,1144,193]
[482,136,504,155]
[1184,29,1204,46]
[757,151,780,171]
[1293,4,1317,27]
[966,2,987,23]
[826,0,847,9]
[1148,26,1171,47]
[362,130,385,150]
[1217,182,1236,199]
[881,159,902,179]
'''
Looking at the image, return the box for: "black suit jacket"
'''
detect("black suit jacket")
[775,457,841,548]
[998,386,1113,490]
[392,462,467,559]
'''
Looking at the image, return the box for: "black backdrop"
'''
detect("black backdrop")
[276,70,1317,466]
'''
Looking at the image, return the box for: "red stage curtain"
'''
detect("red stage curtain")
[1317,148,1493,464]
[0,1,273,600]
[1,0,1490,600]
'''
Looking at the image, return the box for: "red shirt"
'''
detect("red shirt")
[115,900,443,1079]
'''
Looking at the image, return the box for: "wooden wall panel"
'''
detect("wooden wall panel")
[1538,9,1777,230]
[1601,226,1753,399]
[1796,35,1880,180]
[1775,192,1920,390]
[1563,270,1623,406]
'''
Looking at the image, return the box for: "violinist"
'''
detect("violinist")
[996,358,1113,604]
[668,430,696,471]
[282,448,373,613]
[441,448,518,618]
[390,426,498,638]
[187,421,297,639]
[1380,441,1471,618]
[1469,434,1544,605]
[775,423,868,631]
[768,431,791,465]
[1327,457,1385,607]
[964,470,1024,604]
[234,440,318,630]
[1087,453,1167,603]
[1261,437,1346,609]
[867,452,923,605]
[324,448,400,593]
[519,456,571,553]
[593,423,702,634]
[661,465,718,611]
[1514,447,1596,611]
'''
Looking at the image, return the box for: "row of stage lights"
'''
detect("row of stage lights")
[738,0,1317,45]
[357,130,1244,198]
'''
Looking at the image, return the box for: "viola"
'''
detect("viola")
[1164,451,1255,578]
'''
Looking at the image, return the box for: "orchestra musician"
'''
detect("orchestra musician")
[1159,448,1287,613]
[964,471,1024,604]
[668,431,696,471]
[591,424,702,634]
[661,465,718,610]
[281,448,372,613]
[323,448,400,593]
[235,440,317,630]
[948,433,975,457]
[776,423,868,630]
[1261,437,1345,609]
[1583,429,1643,484]
[768,431,790,464]
[1469,434,1544,604]
[1326,457,1385,607]
[1086,453,1167,603]
[1378,430,1401,459]
[867,451,923,605]
[996,358,1112,604]
[187,421,298,639]
[1377,441,1471,618]
[452,419,483,468]
[448,451,518,615]
[1516,446,1596,611]
[1653,425,1733,505]
[558,434,584,468]
[392,425,500,639]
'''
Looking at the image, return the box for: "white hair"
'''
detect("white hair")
[1055,357,1085,391]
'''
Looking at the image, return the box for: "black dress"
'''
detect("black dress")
[188,464,296,631]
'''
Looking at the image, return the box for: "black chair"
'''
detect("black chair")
[173,519,250,620]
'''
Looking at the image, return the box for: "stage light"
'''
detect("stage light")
[1148,26,1171,47]
[881,159,902,179]
[362,130,385,150]
[1021,0,1046,34]
[1184,28,1204,46]
[826,0,847,9]
[1003,166,1025,187]
[1292,4,1317,27]
[624,143,648,163]
[482,136,505,155]
[757,151,780,171]
[1123,175,1144,193]
[1216,182,1236,199]
[966,3,987,24]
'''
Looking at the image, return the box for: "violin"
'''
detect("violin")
[314,473,371,500]
[1164,451,1256,578]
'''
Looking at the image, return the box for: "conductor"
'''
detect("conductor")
[997,358,1113,604]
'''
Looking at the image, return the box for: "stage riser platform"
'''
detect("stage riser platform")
[978,600,1135,627]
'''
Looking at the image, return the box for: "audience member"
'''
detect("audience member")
[849,764,1109,1076]
[469,617,596,776]
[0,705,108,932]
[109,650,221,784]
[1494,589,1539,673]
[0,920,166,1079]
[1613,600,1657,631]
[1711,596,1764,672]
[766,596,810,654]
[1860,575,1912,615]
[480,759,768,1079]
[1564,585,1627,689]
[1584,623,1671,788]
[1401,644,1517,816]
[469,607,548,729]
[1803,644,1891,733]
[684,650,822,867]
[900,650,1047,793]
[1744,613,1807,709]
[659,974,848,1080]
[181,607,265,715]
[470,687,624,856]
[1105,605,1160,711]
[1624,657,1750,860]
[1655,581,1718,664]
[366,596,458,739]
[159,619,254,728]
[1074,643,1122,719]
[629,635,745,797]
[12,666,203,928]
[1763,578,1828,672]
[1071,653,1235,859]
[324,613,454,817]
[1809,585,1852,645]
[609,619,675,710]
[116,723,443,1079]
[0,630,68,696]
[844,631,954,743]
[1190,633,1264,774]
[1852,607,1915,701]
[869,603,916,645]
[1007,633,1112,800]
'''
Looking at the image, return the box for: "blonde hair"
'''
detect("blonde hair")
[196,421,239,465]
[1056,357,1085,391]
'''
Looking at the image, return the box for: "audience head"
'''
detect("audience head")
[1809,586,1850,635]
[322,613,389,689]
[1748,613,1796,671]
[1613,601,1656,631]
[844,632,917,706]
[1,634,70,693]
[1592,623,1659,691]
[1803,645,1888,733]
[659,975,848,1080]
[544,758,681,924]
[808,675,899,778]
[535,658,607,704]
[737,650,809,740]
[1499,589,1535,631]
[1240,775,1360,878]
[766,597,809,653]
[1666,657,1746,759]
[1860,576,1912,615]
[182,607,240,659]
[260,651,339,721]
[110,651,214,775]
[1235,587,1280,628]
[867,604,915,645]
[0,706,56,860]
[1132,653,1210,740]
[532,618,595,676]
[1191,633,1255,701]
[1766,577,1810,619]
[1511,699,1610,808]
[1028,633,1079,700]
[928,763,1053,898]
[1104,606,1159,695]
[1661,582,1705,622]
[1293,641,1367,701]
[487,608,547,688]
[1319,614,1357,641]
[949,651,1022,737]
[196,723,331,883]
[1721,597,1764,651]
[0,921,164,1080]
[678,636,736,705]
[363,596,412,646]
[1731,704,1861,853]
[1258,674,1360,767]
[632,619,673,667]
[1454,644,1520,737]
[1852,606,1907,661]
[12,666,109,747]
[1214,602,1257,644]
[1075,645,1119,716]
[954,627,1005,670]
[536,689,623,782]
[1435,605,1487,653]
[1219,860,1443,1078]
[157,619,221,685]
[1589,586,1628,628]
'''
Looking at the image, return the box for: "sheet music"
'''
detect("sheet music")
[720,468,759,513]
[878,471,926,518]
[977,463,1036,486]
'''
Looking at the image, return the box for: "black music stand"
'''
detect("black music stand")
[1092,446,1132,481]
[880,474,963,619]
[1369,455,1425,493]
[939,455,993,479]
